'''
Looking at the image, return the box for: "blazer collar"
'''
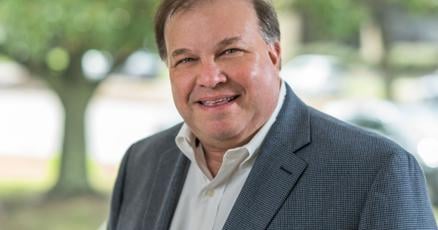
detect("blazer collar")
[142,144,190,230]
[223,84,311,229]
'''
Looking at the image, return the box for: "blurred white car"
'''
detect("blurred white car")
[0,61,30,87]
[418,70,438,104]
[280,54,346,96]
[415,71,438,120]
[120,50,162,79]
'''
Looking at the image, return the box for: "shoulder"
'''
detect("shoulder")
[297,107,425,195]
[310,107,405,149]
[122,123,183,166]
[305,107,414,166]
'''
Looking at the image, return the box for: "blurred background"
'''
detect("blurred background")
[1,0,437,229]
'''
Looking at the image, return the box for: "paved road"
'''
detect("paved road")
[0,82,181,165]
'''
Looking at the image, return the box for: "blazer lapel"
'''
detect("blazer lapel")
[223,85,311,230]
[142,146,190,230]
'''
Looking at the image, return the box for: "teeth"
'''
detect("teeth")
[201,96,234,106]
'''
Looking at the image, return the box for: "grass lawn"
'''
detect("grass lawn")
[0,156,116,230]
[435,207,438,220]
[0,156,437,229]
[0,193,109,230]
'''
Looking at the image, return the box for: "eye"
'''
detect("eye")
[174,57,196,67]
[221,48,242,56]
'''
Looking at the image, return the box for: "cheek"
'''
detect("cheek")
[236,59,278,104]
[170,72,196,109]
[225,58,260,83]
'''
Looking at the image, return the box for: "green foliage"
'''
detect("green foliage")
[0,0,156,197]
[288,0,438,43]
[0,0,158,70]
[274,0,295,9]
[292,0,366,41]
[389,42,438,70]
[401,0,438,13]
[46,47,70,72]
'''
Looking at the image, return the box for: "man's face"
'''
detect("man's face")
[164,0,281,150]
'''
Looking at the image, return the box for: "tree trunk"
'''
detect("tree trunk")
[47,69,99,197]
[368,1,394,100]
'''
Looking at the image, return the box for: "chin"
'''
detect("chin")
[205,125,244,141]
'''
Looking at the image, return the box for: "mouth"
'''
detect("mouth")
[197,95,239,107]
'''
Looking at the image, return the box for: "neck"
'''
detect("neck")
[199,130,259,177]
[202,146,224,177]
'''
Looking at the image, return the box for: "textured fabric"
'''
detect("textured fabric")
[169,81,286,230]
[169,146,253,230]
[108,83,437,230]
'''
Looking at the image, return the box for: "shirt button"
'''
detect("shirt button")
[206,190,215,197]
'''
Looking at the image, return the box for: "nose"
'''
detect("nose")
[196,61,227,88]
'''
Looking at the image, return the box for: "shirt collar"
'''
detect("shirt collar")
[175,80,287,162]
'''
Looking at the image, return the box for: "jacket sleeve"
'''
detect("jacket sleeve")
[107,146,132,230]
[358,151,437,229]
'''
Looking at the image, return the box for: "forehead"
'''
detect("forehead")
[169,0,254,19]
[167,0,256,27]
[164,0,260,49]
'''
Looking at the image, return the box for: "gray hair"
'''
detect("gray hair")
[154,0,280,60]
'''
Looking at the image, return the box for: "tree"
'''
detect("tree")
[278,0,365,45]
[364,0,438,98]
[0,0,158,197]
[283,0,438,99]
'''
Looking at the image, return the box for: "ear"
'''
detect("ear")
[268,41,281,70]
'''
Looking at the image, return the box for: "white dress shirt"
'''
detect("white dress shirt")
[169,81,286,230]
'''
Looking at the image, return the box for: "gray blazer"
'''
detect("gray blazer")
[108,84,437,230]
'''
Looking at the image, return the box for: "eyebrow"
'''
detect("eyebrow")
[171,48,191,58]
[170,36,242,59]
[216,36,242,49]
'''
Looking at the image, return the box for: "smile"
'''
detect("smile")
[198,96,239,107]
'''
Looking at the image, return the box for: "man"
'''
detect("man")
[108,0,437,229]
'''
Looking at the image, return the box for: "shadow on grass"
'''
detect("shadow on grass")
[0,155,118,229]
[1,190,437,229]
[0,192,109,230]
